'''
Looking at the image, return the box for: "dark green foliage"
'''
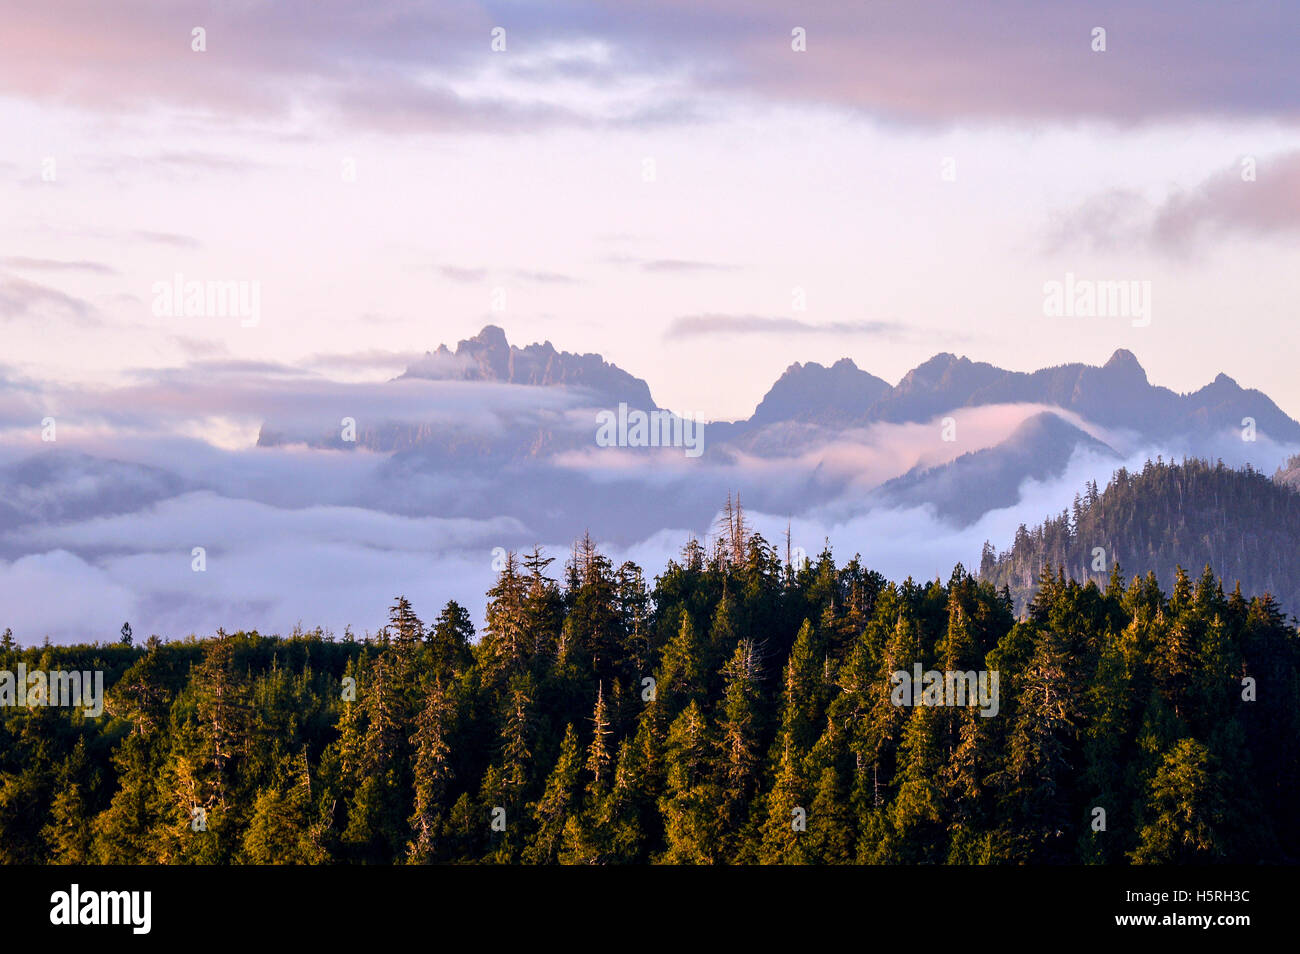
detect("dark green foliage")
[2,511,1297,864]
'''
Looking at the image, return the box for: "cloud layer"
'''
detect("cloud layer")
[4,2,1298,131]
[1,356,1294,644]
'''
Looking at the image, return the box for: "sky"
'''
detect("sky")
[1,2,1299,643]
[1,0,1298,424]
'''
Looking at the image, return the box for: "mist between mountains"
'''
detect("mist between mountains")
[594,404,705,458]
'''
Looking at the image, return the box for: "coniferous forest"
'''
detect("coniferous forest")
[981,458,1300,617]
[2,504,1297,865]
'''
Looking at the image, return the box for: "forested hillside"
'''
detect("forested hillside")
[1276,453,1300,491]
[2,517,1297,864]
[981,458,1300,617]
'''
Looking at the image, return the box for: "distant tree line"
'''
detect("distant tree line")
[981,457,1300,618]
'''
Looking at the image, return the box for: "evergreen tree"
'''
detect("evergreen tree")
[41,740,96,864]
[240,751,328,864]
[428,601,474,677]
[656,610,706,716]
[658,702,722,863]
[407,679,456,863]
[1132,738,1233,863]
[525,723,581,864]
[715,638,763,839]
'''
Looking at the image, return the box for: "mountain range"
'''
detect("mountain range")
[263,324,1300,448]
[256,325,1300,536]
[715,345,1300,444]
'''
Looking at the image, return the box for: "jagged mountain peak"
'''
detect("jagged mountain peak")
[901,351,963,381]
[1101,348,1148,382]
[772,356,867,382]
[1103,347,1141,368]
[471,323,508,345]
[750,354,891,425]
[399,325,656,408]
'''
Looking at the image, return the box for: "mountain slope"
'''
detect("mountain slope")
[981,457,1300,615]
[1276,453,1300,491]
[876,411,1119,525]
